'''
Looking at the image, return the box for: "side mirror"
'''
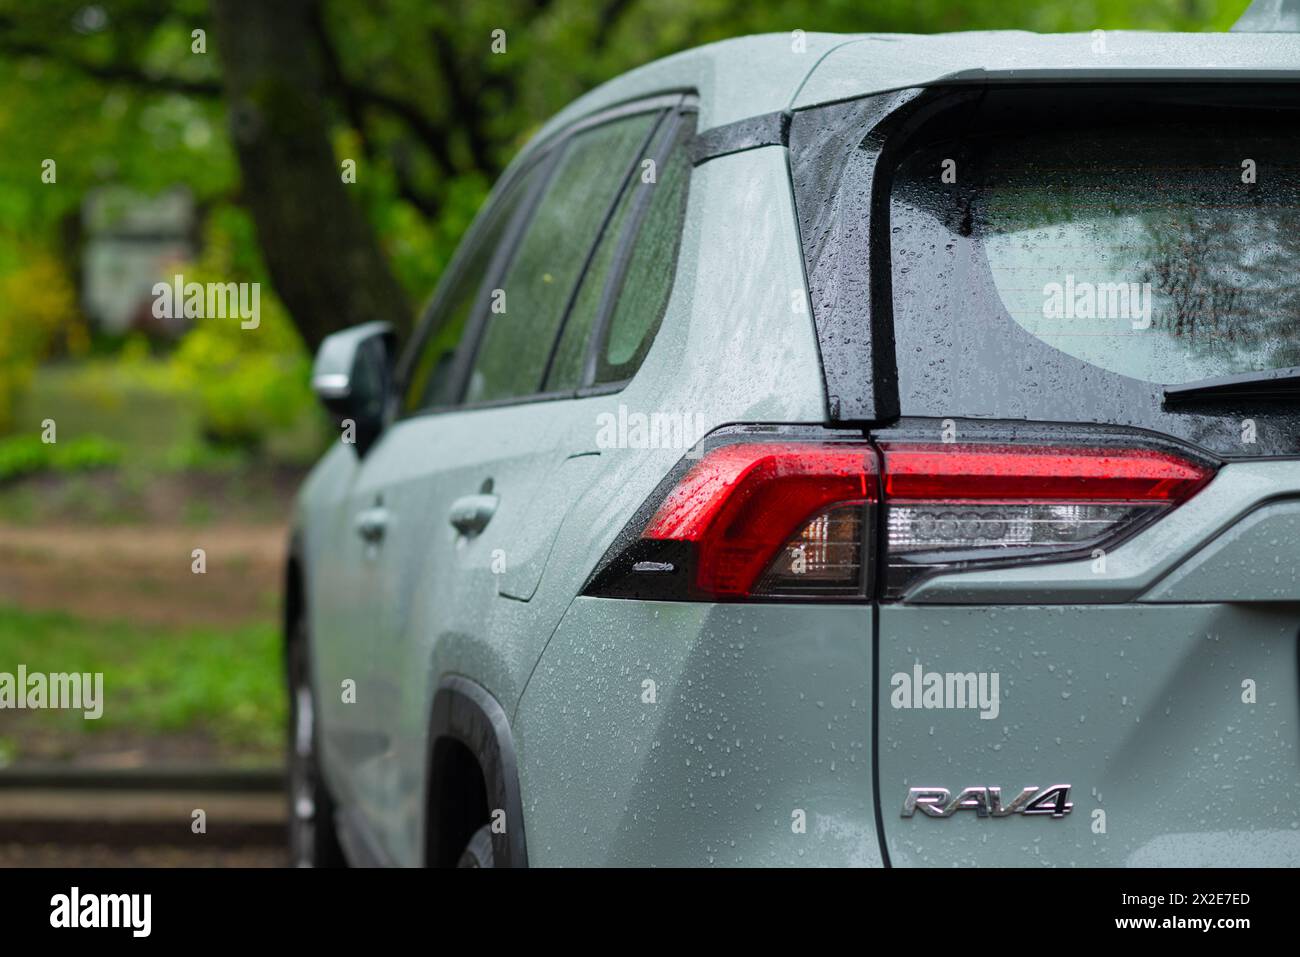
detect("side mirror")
[311,321,397,456]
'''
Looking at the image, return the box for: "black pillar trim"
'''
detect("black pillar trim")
[689,109,790,165]
[787,87,983,423]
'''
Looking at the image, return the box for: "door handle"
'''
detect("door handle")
[354,506,389,544]
[449,493,498,538]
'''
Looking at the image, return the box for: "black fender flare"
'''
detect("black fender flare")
[425,675,528,867]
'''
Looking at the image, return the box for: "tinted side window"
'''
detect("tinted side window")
[597,122,693,384]
[544,151,645,392]
[402,166,538,413]
[464,112,658,404]
[545,114,694,391]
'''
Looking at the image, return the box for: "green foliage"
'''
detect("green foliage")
[0,0,1257,357]
[0,252,86,432]
[0,433,121,482]
[166,220,319,450]
[14,354,193,475]
[161,437,252,473]
[169,313,314,450]
[0,1,234,364]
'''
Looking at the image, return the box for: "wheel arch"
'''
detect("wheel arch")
[424,675,528,868]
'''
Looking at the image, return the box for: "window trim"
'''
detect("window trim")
[395,91,698,421]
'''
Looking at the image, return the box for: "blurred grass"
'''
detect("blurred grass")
[16,359,194,470]
[0,358,320,525]
[13,357,324,470]
[0,434,121,482]
[0,358,297,759]
[0,605,284,752]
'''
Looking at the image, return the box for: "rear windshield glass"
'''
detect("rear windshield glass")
[891,87,1300,385]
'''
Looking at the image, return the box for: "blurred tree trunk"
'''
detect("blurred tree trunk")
[210,0,411,352]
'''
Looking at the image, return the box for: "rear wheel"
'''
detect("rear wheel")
[287,618,347,867]
[456,824,495,868]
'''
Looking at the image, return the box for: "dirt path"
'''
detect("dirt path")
[0,522,288,627]
[0,844,286,866]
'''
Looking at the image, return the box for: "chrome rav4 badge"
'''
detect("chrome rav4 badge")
[902,785,1073,819]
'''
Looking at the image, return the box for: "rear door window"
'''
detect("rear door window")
[597,121,694,385]
[401,166,539,414]
[545,112,695,391]
[464,111,659,404]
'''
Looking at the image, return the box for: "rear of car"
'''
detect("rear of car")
[852,79,1300,865]
[295,30,1300,867]
[514,34,1300,865]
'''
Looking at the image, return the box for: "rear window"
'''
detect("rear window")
[890,87,1300,385]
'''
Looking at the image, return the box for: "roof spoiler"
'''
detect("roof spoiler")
[1233,0,1300,31]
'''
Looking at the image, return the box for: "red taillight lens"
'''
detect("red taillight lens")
[590,440,877,601]
[880,444,1210,502]
[585,431,1217,603]
[879,442,1214,595]
[644,443,875,597]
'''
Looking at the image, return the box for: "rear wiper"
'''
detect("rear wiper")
[1163,366,1300,407]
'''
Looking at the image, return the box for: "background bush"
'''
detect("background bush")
[0,253,86,433]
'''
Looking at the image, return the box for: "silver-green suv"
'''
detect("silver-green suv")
[286,29,1300,867]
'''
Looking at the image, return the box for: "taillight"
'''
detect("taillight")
[584,430,1216,603]
[878,443,1215,596]
[587,438,877,601]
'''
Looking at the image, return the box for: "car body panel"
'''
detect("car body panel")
[296,142,826,863]
[295,442,385,815]
[879,602,1300,866]
[339,396,595,859]
[527,32,851,144]
[501,143,832,713]
[793,31,1300,111]
[1144,499,1300,602]
[498,451,605,601]
[516,597,881,866]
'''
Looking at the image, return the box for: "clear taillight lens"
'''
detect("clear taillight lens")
[878,443,1215,595]
[887,502,1157,551]
[755,502,869,597]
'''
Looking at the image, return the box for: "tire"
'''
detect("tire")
[287,618,347,867]
[457,824,495,868]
